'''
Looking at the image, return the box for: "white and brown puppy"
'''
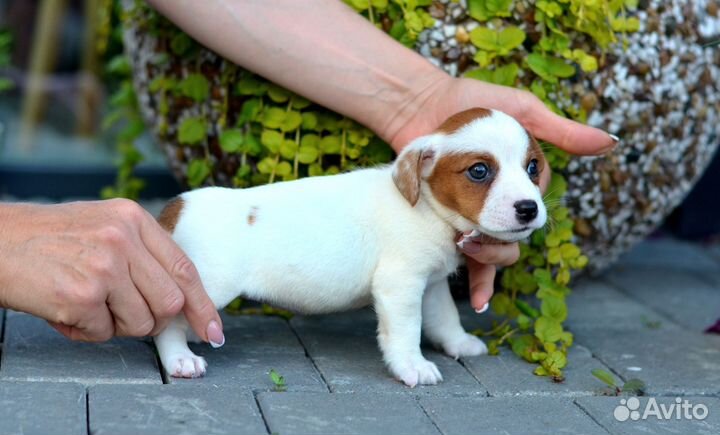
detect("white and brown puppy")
[155,108,547,387]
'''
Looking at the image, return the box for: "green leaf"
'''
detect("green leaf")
[308,163,324,176]
[106,55,132,76]
[279,139,298,159]
[275,161,292,176]
[238,98,262,124]
[469,26,525,55]
[177,117,207,145]
[319,135,342,154]
[0,78,13,92]
[262,107,286,129]
[257,157,277,174]
[261,130,284,153]
[543,350,567,371]
[622,378,646,395]
[527,53,576,83]
[290,94,311,110]
[170,33,193,56]
[219,129,244,152]
[510,334,536,361]
[281,111,303,132]
[346,0,369,11]
[515,299,539,318]
[235,75,268,96]
[177,74,210,102]
[269,368,286,391]
[560,243,581,260]
[297,145,319,164]
[243,132,263,156]
[297,113,317,131]
[517,314,532,330]
[534,365,549,376]
[467,0,513,21]
[490,293,512,316]
[267,84,290,103]
[591,369,618,388]
[465,63,519,86]
[534,316,563,343]
[187,159,211,187]
[540,296,567,322]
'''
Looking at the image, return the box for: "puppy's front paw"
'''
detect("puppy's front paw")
[165,352,208,378]
[442,333,488,359]
[390,357,443,387]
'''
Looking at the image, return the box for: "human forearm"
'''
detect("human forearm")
[145,0,445,150]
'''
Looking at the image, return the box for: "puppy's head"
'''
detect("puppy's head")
[392,108,547,242]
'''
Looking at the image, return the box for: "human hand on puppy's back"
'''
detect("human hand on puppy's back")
[0,199,224,345]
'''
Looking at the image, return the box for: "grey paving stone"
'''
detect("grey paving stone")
[167,346,327,392]
[1,312,161,385]
[291,310,487,395]
[90,384,267,435]
[603,265,720,331]
[218,313,306,354]
[566,279,678,333]
[258,392,440,435]
[420,396,607,435]
[572,327,720,396]
[165,314,326,391]
[0,381,86,435]
[618,238,720,274]
[576,396,720,435]
[462,345,617,397]
[566,278,720,395]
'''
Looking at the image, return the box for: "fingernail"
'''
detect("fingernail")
[207,320,225,348]
[608,133,620,143]
[456,239,466,249]
[475,302,489,314]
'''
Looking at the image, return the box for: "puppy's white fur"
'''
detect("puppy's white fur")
[155,109,546,386]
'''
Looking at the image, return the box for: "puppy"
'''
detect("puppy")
[155,108,547,387]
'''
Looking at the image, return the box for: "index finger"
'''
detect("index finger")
[139,213,225,347]
[466,257,496,312]
[523,101,617,156]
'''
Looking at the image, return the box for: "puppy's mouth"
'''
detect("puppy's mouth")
[461,227,534,243]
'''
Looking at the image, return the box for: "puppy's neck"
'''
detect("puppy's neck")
[416,183,475,242]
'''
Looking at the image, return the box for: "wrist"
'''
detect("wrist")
[0,203,20,307]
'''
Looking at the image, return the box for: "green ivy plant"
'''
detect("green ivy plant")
[461,0,638,381]
[102,0,637,380]
[99,1,147,200]
[0,29,13,92]
[592,368,645,396]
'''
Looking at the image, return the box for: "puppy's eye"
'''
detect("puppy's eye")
[527,159,539,177]
[467,163,489,181]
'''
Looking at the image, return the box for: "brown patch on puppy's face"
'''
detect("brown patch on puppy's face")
[157,197,184,233]
[437,108,492,135]
[525,134,545,187]
[427,152,499,224]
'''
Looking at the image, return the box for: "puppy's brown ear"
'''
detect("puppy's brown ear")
[392,147,434,206]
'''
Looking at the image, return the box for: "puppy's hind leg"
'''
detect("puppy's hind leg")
[154,317,208,378]
[422,278,487,359]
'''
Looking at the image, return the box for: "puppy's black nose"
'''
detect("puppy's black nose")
[514,200,538,223]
